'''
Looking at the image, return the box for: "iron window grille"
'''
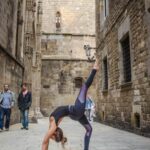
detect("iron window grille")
[103,57,108,90]
[121,34,132,83]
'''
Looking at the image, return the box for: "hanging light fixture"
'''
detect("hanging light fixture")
[84,45,97,62]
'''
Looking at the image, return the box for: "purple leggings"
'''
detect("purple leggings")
[69,69,97,150]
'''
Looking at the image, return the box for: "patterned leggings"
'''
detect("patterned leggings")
[69,69,97,150]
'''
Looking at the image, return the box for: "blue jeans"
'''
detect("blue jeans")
[0,107,11,129]
[20,109,29,128]
[0,107,2,129]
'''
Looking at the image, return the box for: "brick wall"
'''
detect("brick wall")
[41,60,96,116]
[42,0,95,35]
[96,0,150,136]
[41,34,95,60]
[0,0,24,124]
[40,0,97,115]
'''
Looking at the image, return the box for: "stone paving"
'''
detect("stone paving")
[0,118,150,150]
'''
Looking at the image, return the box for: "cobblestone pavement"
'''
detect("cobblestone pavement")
[0,118,150,150]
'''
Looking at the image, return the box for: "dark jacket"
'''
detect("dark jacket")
[18,91,32,111]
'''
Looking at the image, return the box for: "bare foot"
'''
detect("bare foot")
[93,59,99,70]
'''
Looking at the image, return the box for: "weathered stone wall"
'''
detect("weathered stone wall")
[0,0,17,55]
[96,0,150,136]
[41,34,95,60]
[40,0,97,115]
[23,0,43,119]
[0,50,23,124]
[41,60,97,116]
[0,0,24,124]
[42,0,95,35]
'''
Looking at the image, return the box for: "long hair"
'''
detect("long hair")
[55,127,67,146]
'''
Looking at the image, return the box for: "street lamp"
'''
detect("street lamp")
[84,45,96,62]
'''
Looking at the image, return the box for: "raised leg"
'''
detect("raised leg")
[74,69,97,112]
[69,61,98,119]
[85,69,97,89]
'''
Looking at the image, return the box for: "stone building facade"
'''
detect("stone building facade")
[0,0,97,123]
[0,0,25,124]
[40,0,96,115]
[24,0,43,119]
[0,0,43,123]
[96,0,150,136]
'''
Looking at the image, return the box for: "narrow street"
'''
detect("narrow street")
[0,118,150,150]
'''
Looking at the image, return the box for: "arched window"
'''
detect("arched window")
[75,77,83,88]
[56,11,61,32]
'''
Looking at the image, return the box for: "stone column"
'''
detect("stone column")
[31,0,43,118]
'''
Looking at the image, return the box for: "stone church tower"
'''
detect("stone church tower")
[40,0,96,115]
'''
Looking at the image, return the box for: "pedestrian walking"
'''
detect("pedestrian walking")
[85,96,96,122]
[0,84,15,132]
[85,96,92,121]
[90,101,96,122]
[18,83,32,130]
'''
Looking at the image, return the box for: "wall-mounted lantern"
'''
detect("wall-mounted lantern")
[84,45,97,62]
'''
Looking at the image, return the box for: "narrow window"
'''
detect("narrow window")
[75,77,83,88]
[121,34,132,83]
[135,113,140,128]
[102,111,105,121]
[43,85,50,89]
[103,56,108,90]
[59,71,66,94]
[56,11,61,32]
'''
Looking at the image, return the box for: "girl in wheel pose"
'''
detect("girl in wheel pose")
[42,60,98,150]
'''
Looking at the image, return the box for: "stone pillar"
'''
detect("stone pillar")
[31,0,43,118]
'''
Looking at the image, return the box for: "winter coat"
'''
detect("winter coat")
[18,91,32,111]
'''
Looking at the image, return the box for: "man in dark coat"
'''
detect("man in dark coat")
[18,83,32,130]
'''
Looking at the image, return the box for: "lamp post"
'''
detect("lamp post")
[84,45,96,62]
